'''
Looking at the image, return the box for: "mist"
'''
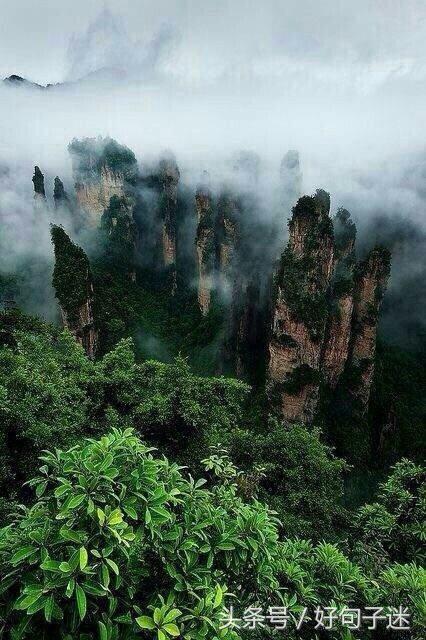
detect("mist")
[0,2,425,349]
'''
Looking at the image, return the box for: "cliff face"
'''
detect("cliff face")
[322,209,357,388]
[268,191,391,425]
[101,195,138,281]
[268,190,334,423]
[69,137,138,227]
[266,182,392,439]
[216,192,241,281]
[322,293,354,388]
[32,166,46,203]
[195,180,215,315]
[51,225,98,358]
[159,156,180,293]
[53,176,67,207]
[74,165,127,225]
[193,185,241,313]
[346,246,391,411]
[234,280,261,379]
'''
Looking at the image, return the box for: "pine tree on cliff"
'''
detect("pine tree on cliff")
[51,225,97,358]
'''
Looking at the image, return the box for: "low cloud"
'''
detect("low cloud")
[0,4,425,348]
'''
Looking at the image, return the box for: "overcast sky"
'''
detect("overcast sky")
[1,0,426,91]
[1,1,425,178]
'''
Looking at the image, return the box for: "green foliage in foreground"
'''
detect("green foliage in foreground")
[354,459,426,569]
[228,421,349,540]
[0,428,279,639]
[0,321,347,542]
[0,326,92,492]
[0,314,425,638]
[0,320,245,497]
[0,430,425,640]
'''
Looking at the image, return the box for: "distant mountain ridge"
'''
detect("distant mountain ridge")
[3,67,128,91]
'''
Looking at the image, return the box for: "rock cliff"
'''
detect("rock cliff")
[216,191,241,284]
[268,190,335,423]
[195,176,215,315]
[158,155,180,293]
[101,195,138,281]
[51,225,98,358]
[32,166,46,203]
[53,176,70,209]
[322,208,357,388]
[68,137,138,227]
[345,246,391,411]
[268,190,390,426]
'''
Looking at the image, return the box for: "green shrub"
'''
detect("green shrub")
[0,428,280,639]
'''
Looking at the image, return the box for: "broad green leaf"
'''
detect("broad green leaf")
[40,559,62,572]
[213,586,223,609]
[27,596,48,615]
[75,584,87,621]
[99,453,113,471]
[123,506,137,520]
[98,621,108,640]
[36,481,47,497]
[163,623,180,637]
[153,607,162,625]
[163,609,182,624]
[136,616,156,630]
[54,484,70,498]
[68,494,86,509]
[101,563,110,589]
[65,578,75,598]
[106,558,119,576]
[107,509,123,526]
[11,547,36,565]
[60,528,83,543]
[14,591,43,610]
[151,506,171,521]
[81,582,107,597]
[44,595,54,622]
[79,547,88,570]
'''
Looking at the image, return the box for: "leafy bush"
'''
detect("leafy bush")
[0,328,92,493]
[92,338,249,461]
[354,459,426,566]
[1,431,424,639]
[0,326,247,495]
[227,421,349,540]
[0,428,281,639]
